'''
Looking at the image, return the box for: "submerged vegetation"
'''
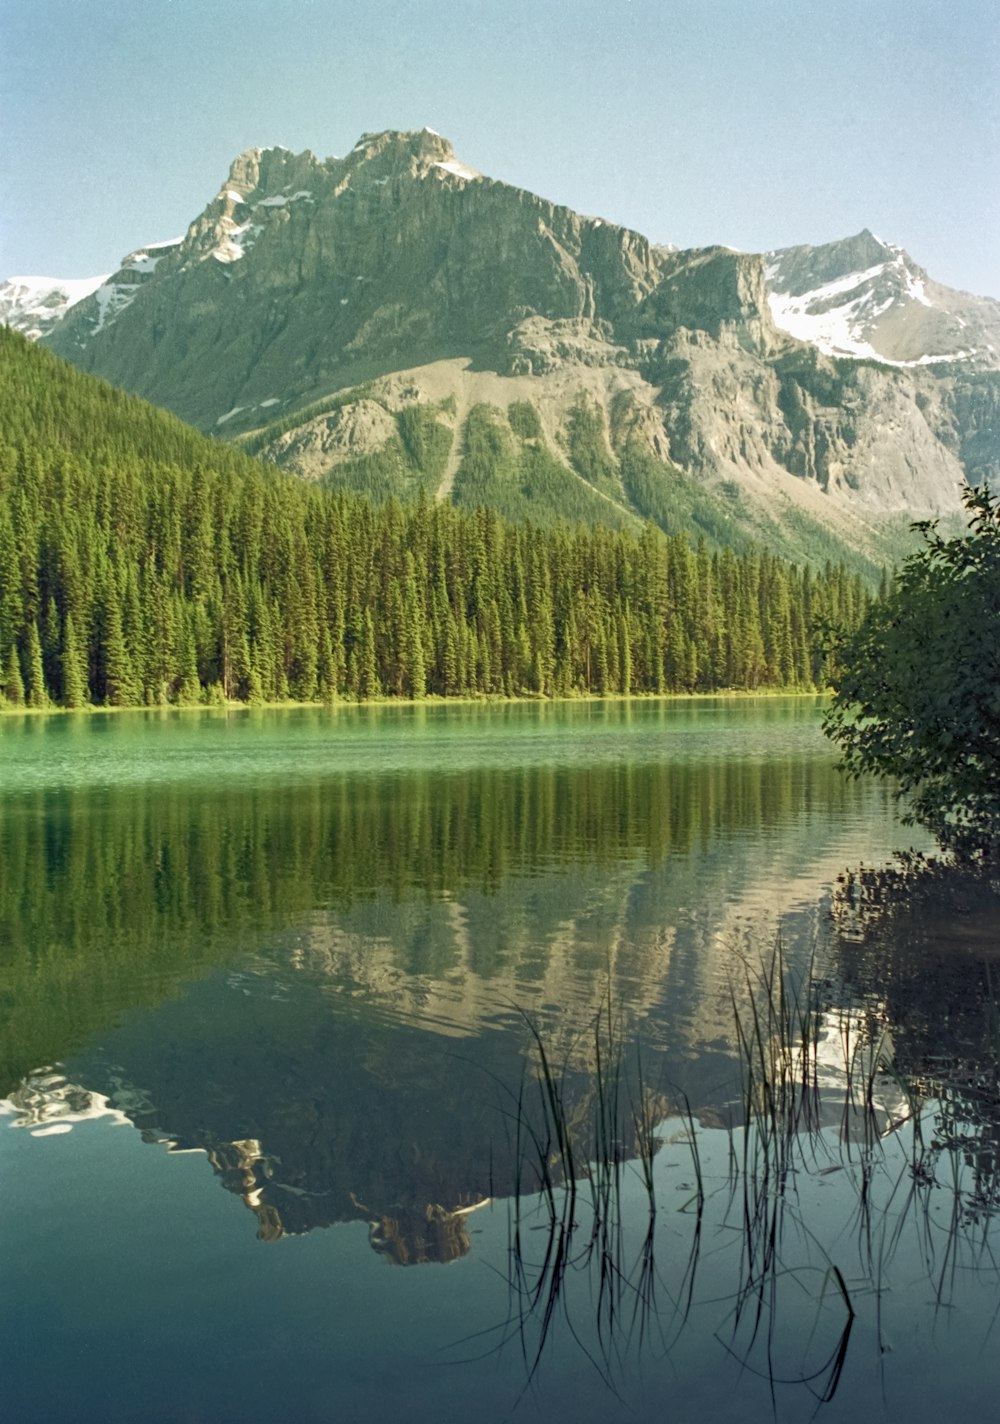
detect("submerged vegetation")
[0,329,868,709]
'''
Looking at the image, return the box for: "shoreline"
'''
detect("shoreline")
[0,687,827,720]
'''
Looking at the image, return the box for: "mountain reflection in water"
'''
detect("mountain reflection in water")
[2,701,998,1422]
[0,702,912,1261]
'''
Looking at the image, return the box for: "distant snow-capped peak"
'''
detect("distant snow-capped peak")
[1,237,187,348]
[764,231,1000,368]
[0,273,110,341]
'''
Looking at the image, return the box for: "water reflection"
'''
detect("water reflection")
[3,704,1000,1420]
[0,718,898,1092]
[1,708,913,1260]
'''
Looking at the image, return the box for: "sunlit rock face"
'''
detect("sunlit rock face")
[16,130,992,550]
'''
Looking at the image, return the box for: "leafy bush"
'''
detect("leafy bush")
[824,485,1000,861]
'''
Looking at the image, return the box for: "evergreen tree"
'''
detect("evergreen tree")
[3,643,25,706]
[25,621,47,708]
[61,612,88,708]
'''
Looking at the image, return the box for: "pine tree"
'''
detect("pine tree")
[100,572,138,707]
[3,644,25,706]
[61,612,88,708]
[356,608,380,701]
[25,621,47,708]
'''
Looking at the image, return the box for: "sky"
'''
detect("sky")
[2,0,999,296]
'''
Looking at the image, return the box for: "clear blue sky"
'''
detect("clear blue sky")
[3,0,998,296]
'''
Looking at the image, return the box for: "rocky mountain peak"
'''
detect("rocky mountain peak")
[765,229,1000,368]
[340,128,481,185]
[766,229,896,296]
[222,144,321,201]
[348,127,456,166]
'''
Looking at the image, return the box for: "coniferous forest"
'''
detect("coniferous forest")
[0,328,868,709]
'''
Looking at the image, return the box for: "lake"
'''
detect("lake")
[1,698,997,1423]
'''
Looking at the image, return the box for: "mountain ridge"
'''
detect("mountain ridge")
[5,129,997,563]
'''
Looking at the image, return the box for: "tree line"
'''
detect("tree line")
[0,328,868,708]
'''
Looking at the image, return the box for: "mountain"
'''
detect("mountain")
[765,229,1000,367]
[19,130,1000,564]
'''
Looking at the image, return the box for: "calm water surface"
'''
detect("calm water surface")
[1,699,996,1423]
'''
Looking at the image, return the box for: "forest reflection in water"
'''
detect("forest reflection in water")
[1,700,999,1422]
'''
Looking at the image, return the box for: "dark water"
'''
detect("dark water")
[1,699,997,1423]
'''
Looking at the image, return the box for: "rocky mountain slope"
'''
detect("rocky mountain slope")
[15,129,1000,565]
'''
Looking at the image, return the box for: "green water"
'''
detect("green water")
[1,699,996,1422]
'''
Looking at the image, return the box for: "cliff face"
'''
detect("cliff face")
[46,130,671,428]
[40,130,998,550]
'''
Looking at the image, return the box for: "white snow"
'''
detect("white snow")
[1,253,188,341]
[769,277,963,367]
[769,284,888,361]
[766,262,894,358]
[251,190,312,213]
[123,253,163,275]
[209,220,263,264]
[119,236,184,276]
[219,399,283,422]
[434,159,480,180]
[766,254,959,366]
[3,274,108,304]
[902,269,932,307]
[92,280,142,333]
[225,190,247,204]
[803,262,888,305]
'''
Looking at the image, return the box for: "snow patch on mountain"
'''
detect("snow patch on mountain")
[765,261,897,360]
[92,280,139,333]
[209,219,264,264]
[767,272,971,365]
[2,235,188,345]
[121,237,183,276]
[434,159,481,181]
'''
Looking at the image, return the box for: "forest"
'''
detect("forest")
[0,328,867,708]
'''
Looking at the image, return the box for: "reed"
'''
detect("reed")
[480,947,1000,1409]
